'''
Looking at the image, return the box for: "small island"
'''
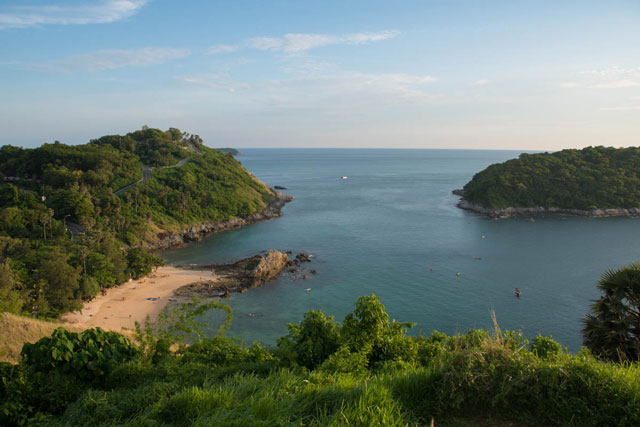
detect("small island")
[454,146,640,218]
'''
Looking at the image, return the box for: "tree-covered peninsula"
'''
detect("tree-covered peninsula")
[0,128,284,317]
[458,146,640,216]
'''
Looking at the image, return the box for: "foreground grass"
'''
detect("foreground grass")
[44,340,639,426]
[3,296,639,426]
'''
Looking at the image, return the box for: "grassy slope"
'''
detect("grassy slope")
[0,313,85,363]
[0,313,134,364]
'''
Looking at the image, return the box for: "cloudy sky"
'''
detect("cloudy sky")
[1,0,639,149]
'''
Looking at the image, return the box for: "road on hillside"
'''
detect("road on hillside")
[113,157,192,196]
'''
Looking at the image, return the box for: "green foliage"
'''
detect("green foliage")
[78,276,99,300]
[463,146,640,210]
[530,334,563,359]
[0,262,23,314]
[279,309,341,370]
[21,327,139,384]
[135,298,232,362]
[279,294,417,372]
[341,294,417,367]
[0,127,275,318]
[319,345,369,375]
[126,247,164,279]
[583,263,640,362]
[3,295,640,426]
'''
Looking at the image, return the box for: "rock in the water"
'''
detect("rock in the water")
[250,250,289,285]
[274,185,288,190]
[296,252,312,263]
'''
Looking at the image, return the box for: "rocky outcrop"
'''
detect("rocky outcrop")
[456,198,640,218]
[151,192,293,250]
[173,250,291,299]
[250,250,289,285]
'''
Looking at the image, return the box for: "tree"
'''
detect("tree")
[278,310,340,370]
[36,249,81,313]
[126,247,164,280]
[0,262,23,314]
[341,294,416,366]
[582,263,640,361]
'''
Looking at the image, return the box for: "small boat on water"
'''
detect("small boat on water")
[341,176,348,179]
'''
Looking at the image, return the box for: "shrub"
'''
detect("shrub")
[530,334,563,359]
[278,309,341,370]
[21,327,139,384]
[319,346,368,375]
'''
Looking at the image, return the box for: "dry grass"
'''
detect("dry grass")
[0,312,134,364]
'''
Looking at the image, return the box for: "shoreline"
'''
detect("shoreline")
[61,266,210,332]
[150,192,293,250]
[454,191,640,218]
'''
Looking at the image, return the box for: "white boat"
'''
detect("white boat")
[341,176,348,179]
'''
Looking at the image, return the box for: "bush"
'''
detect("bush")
[278,309,341,370]
[530,334,563,359]
[319,345,368,375]
[21,327,140,385]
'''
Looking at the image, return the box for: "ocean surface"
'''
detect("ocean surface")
[161,149,640,352]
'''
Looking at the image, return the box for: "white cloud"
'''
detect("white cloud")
[181,70,438,109]
[580,66,640,77]
[474,79,489,86]
[247,30,399,53]
[0,0,147,29]
[205,44,240,55]
[564,66,640,89]
[600,106,640,111]
[180,74,248,92]
[592,80,640,89]
[29,47,190,73]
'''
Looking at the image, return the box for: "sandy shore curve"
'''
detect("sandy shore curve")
[61,266,211,331]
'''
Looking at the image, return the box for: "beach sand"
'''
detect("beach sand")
[62,266,210,331]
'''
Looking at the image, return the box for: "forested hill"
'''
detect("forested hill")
[461,146,640,210]
[0,128,276,317]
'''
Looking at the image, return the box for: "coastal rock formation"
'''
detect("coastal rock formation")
[152,192,293,250]
[456,197,640,218]
[173,250,291,300]
[250,250,290,285]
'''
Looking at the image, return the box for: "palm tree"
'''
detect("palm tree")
[582,263,640,361]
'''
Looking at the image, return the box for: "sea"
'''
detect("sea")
[161,149,640,352]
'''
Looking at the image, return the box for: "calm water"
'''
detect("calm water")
[162,149,640,352]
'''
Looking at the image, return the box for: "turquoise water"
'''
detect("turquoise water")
[161,149,640,352]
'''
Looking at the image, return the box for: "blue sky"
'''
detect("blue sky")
[1,0,639,149]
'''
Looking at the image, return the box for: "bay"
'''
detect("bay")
[161,149,640,352]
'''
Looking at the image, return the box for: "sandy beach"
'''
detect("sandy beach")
[62,266,211,331]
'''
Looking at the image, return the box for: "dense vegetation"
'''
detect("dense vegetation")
[1,295,638,426]
[462,146,640,210]
[0,128,275,317]
[583,263,640,362]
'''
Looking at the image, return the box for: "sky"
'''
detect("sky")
[1,0,639,150]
